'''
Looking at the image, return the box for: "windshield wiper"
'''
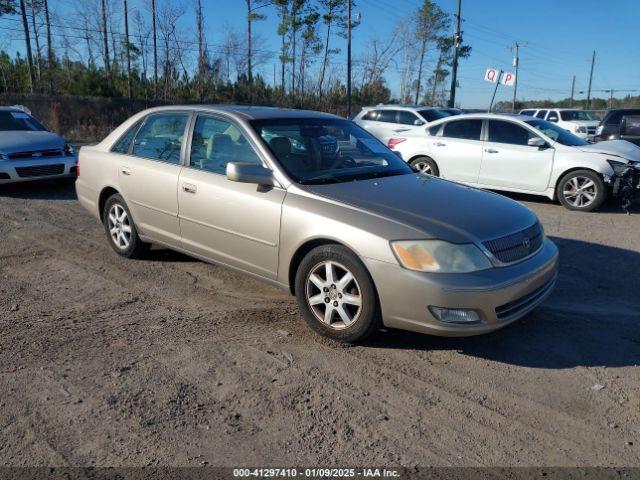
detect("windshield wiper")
[299,175,344,185]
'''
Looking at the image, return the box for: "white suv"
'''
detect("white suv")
[519,108,599,140]
[352,105,447,145]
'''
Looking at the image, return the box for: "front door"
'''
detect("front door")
[178,115,285,279]
[479,120,554,192]
[117,112,190,245]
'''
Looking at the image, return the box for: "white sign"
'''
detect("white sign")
[501,71,516,86]
[484,68,500,83]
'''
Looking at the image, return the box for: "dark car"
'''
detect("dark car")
[595,108,640,146]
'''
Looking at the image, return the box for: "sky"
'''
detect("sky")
[1,0,639,109]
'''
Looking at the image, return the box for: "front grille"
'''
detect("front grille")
[8,149,64,160]
[15,164,65,178]
[495,275,556,320]
[483,222,543,264]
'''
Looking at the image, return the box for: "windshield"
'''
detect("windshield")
[417,109,448,122]
[250,118,413,184]
[525,118,589,146]
[559,110,597,121]
[0,111,47,131]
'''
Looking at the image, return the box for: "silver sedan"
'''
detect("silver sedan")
[76,106,558,342]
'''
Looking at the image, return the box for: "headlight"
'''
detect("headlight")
[574,126,587,133]
[0,153,8,161]
[596,125,604,135]
[391,240,492,273]
[64,143,75,156]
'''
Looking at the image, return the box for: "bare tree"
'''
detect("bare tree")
[18,0,35,91]
[244,0,269,84]
[413,0,449,104]
[43,0,53,93]
[394,16,418,104]
[123,0,132,97]
[194,0,206,99]
[317,0,344,94]
[29,0,43,83]
[100,0,110,82]
[150,0,158,98]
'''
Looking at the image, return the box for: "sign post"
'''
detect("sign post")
[484,67,516,112]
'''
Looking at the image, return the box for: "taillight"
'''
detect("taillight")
[387,138,406,150]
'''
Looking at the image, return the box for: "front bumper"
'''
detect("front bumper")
[365,238,559,337]
[0,156,77,184]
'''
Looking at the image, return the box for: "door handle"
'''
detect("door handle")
[182,183,197,194]
[484,148,499,153]
[434,142,447,147]
[121,167,131,176]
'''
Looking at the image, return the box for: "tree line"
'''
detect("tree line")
[0,0,470,110]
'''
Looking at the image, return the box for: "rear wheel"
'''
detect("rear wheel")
[103,194,150,258]
[410,156,439,176]
[556,170,606,211]
[295,245,381,343]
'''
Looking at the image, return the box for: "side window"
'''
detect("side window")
[397,111,421,125]
[442,119,482,140]
[189,116,262,175]
[361,110,378,121]
[535,110,548,119]
[428,124,441,136]
[488,120,536,146]
[132,114,189,164]
[520,110,535,116]
[111,121,141,154]
[377,110,397,123]
[606,112,622,126]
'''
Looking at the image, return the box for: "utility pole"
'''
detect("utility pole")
[570,75,575,107]
[448,0,462,108]
[488,70,503,112]
[347,0,352,118]
[586,50,596,109]
[124,0,132,99]
[511,42,519,112]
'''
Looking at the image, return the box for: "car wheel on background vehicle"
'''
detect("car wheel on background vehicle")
[103,193,150,258]
[294,244,381,343]
[556,169,606,212]
[410,156,439,176]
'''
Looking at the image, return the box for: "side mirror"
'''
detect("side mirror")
[413,119,425,126]
[548,117,558,123]
[527,137,547,148]
[227,162,275,186]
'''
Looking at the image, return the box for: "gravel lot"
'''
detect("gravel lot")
[0,180,639,468]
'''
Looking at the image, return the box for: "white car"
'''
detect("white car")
[519,108,599,140]
[352,105,448,145]
[389,113,640,211]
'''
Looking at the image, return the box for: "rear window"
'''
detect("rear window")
[520,110,536,116]
[442,119,482,140]
[397,110,421,125]
[0,111,47,131]
[377,110,398,123]
[361,110,378,121]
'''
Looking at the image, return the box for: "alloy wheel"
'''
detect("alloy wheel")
[107,204,132,250]
[305,261,362,330]
[562,176,597,208]
[414,161,433,175]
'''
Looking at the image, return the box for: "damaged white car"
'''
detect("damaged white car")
[389,114,640,212]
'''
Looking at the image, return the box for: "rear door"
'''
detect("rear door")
[479,120,554,192]
[430,118,484,184]
[177,114,285,279]
[117,112,190,245]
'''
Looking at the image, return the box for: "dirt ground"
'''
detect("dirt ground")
[0,180,639,468]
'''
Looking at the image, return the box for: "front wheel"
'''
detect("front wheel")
[294,245,381,343]
[556,170,606,211]
[410,156,439,176]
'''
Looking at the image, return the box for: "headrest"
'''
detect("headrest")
[269,137,292,157]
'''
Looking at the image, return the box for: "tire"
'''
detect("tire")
[294,244,382,343]
[556,169,606,212]
[410,156,439,176]
[102,193,150,258]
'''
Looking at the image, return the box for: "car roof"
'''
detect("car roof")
[139,104,343,121]
[361,104,438,111]
[429,112,534,125]
[0,106,24,112]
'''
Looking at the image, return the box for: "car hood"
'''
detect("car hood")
[303,174,538,244]
[575,140,640,162]
[567,120,599,127]
[0,131,65,154]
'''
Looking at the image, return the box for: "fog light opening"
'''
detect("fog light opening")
[429,306,482,324]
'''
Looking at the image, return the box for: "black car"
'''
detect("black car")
[595,108,640,146]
